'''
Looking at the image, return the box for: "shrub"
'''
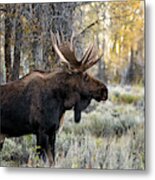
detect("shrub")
[111,92,142,104]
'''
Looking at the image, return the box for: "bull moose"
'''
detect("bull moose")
[0,33,108,166]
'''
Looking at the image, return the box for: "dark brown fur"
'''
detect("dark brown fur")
[0,68,108,165]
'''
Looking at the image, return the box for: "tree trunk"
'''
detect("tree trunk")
[97,35,107,83]
[4,5,13,82]
[51,3,77,39]
[29,3,77,71]
[50,3,77,67]
[11,5,22,80]
[42,4,54,70]
[98,58,106,83]
[121,47,134,85]
[32,4,43,70]
[0,7,5,83]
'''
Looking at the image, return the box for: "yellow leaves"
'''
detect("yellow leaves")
[132,43,138,51]
[96,138,103,148]
[20,15,27,25]
[71,157,80,168]
[129,0,142,7]
[109,1,144,61]
[20,15,31,34]
[74,1,144,82]
[116,41,120,55]
[0,31,4,36]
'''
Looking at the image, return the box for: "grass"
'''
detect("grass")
[0,85,145,169]
[111,93,142,104]
[109,85,144,105]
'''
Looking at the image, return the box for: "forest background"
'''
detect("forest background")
[0,0,145,169]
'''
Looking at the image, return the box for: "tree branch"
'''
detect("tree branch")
[76,19,99,38]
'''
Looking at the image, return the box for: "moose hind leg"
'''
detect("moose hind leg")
[0,143,4,151]
[0,134,5,151]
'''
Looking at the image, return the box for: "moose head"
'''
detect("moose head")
[51,32,108,123]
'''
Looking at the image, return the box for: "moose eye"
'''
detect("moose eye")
[83,74,89,82]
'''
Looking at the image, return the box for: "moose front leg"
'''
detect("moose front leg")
[47,131,56,166]
[36,133,49,163]
[36,132,55,167]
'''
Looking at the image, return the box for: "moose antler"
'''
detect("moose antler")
[51,32,70,67]
[51,31,100,72]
